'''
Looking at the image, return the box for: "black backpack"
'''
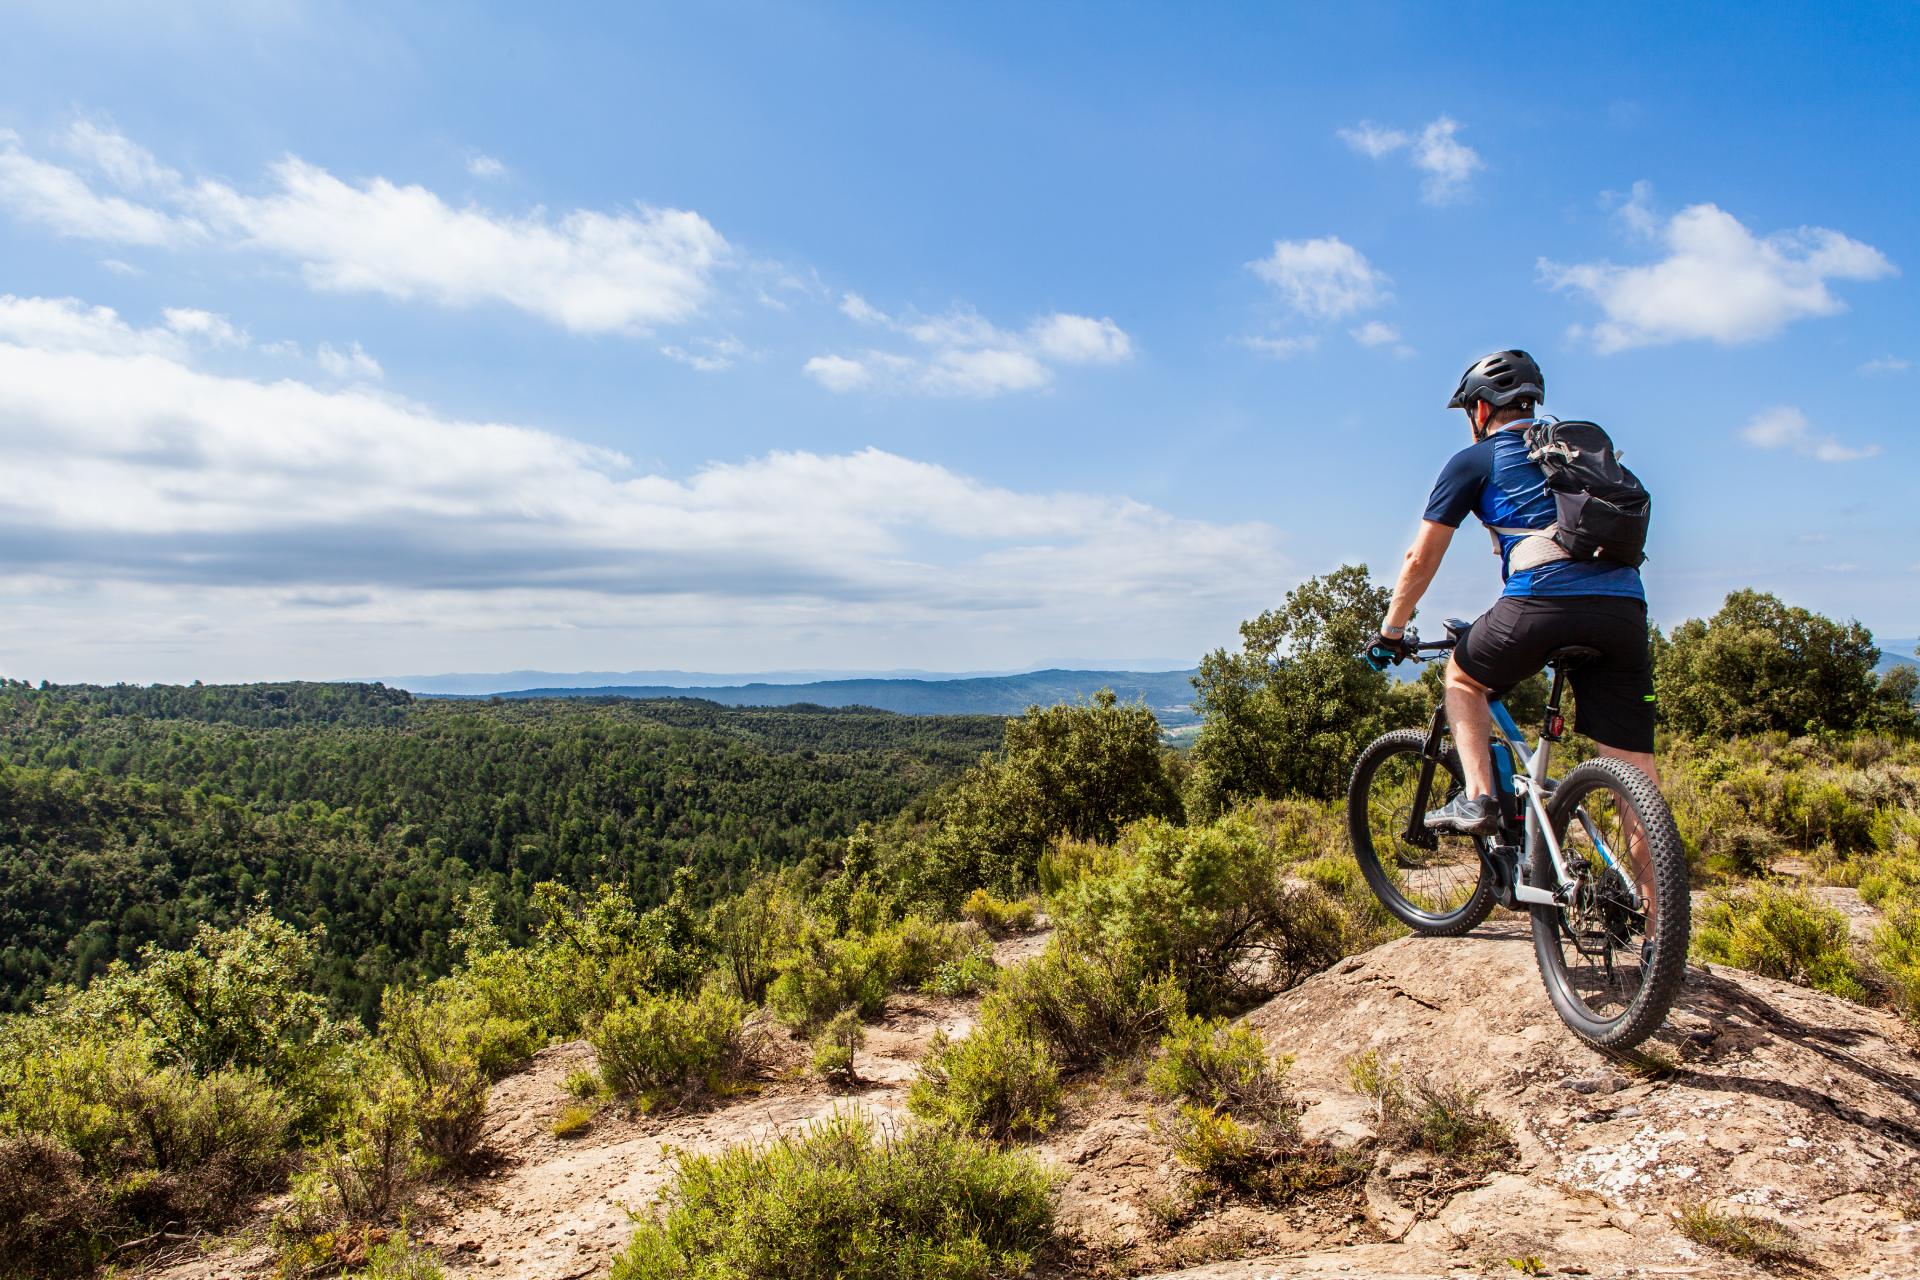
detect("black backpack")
[1521,419,1651,568]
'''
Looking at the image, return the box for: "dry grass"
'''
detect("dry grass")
[1672,1200,1810,1265]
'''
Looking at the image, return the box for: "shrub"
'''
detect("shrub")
[1147,1012,1286,1117]
[352,1230,447,1280]
[1873,905,1920,1025]
[908,1015,1060,1141]
[706,874,810,1003]
[1671,1200,1809,1264]
[551,1105,594,1139]
[611,1111,1056,1280]
[41,911,358,1136]
[0,1135,109,1279]
[767,928,893,1030]
[962,889,1037,936]
[1346,1052,1511,1168]
[589,989,748,1112]
[985,938,1185,1069]
[1049,815,1350,1013]
[920,944,997,997]
[375,990,489,1170]
[563,1068,605,1100]
[1692,884,1868,1001]
[810,1010,865,1084]
[1146,1013,1310,1193]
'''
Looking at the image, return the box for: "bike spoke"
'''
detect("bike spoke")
[1543,787,1654,1022]
[1365,753,1484,918]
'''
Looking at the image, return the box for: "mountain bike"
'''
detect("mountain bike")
[1347,619,1689,1051]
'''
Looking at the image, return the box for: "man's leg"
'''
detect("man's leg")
[1445,656,1497,798]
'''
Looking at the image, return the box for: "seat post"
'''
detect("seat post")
[1543,664,1569,742]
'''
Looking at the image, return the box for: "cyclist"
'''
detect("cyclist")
[1366,349,1658,837]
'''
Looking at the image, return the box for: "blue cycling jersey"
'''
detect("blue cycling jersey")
[1423,422,1645,601]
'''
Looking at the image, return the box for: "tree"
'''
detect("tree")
[1188,565,1416,810]
[926,690,1183,897]
[1656,590,1890,737]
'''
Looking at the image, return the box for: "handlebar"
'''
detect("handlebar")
[1362,624,1457,669]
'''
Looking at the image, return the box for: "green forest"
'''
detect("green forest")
[0,684,1002,1018]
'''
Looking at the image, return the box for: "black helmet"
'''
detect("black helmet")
[1447,349,1544,409]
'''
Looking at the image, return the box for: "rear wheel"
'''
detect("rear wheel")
[1530,757,1690,1051]
[1348,728,1496,936]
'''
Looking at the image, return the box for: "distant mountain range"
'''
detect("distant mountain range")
[427,668,1204,726]
[1878,638,1918,677]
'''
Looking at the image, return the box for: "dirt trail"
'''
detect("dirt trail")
[142,921,1920,1280]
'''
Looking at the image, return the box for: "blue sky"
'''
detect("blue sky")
[0,0,1913,682]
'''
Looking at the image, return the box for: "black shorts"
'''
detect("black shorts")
[1452,595,1655,753]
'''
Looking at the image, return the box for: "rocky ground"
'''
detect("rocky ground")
[141,917,1920,1280]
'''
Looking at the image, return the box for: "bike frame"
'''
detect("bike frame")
[1399,632,1638,912]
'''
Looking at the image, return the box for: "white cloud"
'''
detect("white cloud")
[1335,122,1409,159]
[840,292,890,325]
[316,340,383,380]
[0,294,187,356]
[0,128,201,246]
[466,153,506,179]
[0,303,1285,678]
[1411,117,1483,204]
[806,302,1133,397]
[802,353,872,392]
[99,258,144,276]
[921,347,1051,396]
[1248,236,1389,320]
[1350,320,1400,348]
[1860,355,1910,375]
[163,307,248,348]
[1028,313,1132,364]
[1241,335,1320,360]
[0,125,729,335]
[660,334,745,373]
[1740,406,1880,463]
[1337,116,1483,204]
[1542,196,1897,353]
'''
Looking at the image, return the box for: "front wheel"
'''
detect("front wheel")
[1348,728,1497,936]
[1531,757,1690,1052]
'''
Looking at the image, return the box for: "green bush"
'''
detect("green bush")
[1147,1012,1303,1192]
[1147,1012,1286,1116]
[351,1230,447,1280]
[589,989,748,1111]
[985,938,1185,1069]
[1657,591,1894,738]
[1049,815,1350,1013]
[39,911,358,1137]
[908,1015,1060,1141]
[374,990,490,1171]
[767,928,894,1030]
[921,943,998,997]
[1872,905,1920,1024]
[551,1105,594,1139]
[1692,884,1868,1000]
[809,1010,864,1084]
[962,889,1037,936]
[611,1111,1056,1280]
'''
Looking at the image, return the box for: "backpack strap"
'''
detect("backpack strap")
[1487,524,1573,572]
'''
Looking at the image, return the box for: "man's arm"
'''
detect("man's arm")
[1381,519,1455,635]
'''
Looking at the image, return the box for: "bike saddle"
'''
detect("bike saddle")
[1548,645,1602,670]
[1443,617,1473,643]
